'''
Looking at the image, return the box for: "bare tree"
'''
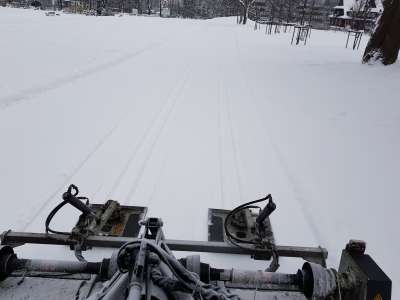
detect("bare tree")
[280,0,304,23]
[349,0,372,30]
[265,0,288,22]
[264,0,305,23]
[236,0,256,24]
[284,0,297,23]
[299,0,308,24]
[363,0,400,65]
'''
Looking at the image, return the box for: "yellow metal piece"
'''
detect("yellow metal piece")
[374,293,383,300]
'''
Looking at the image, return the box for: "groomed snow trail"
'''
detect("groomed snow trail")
[0,7,399,296]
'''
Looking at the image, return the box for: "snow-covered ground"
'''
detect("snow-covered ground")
[0,7,399,296]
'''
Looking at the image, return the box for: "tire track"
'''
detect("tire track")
[0,42,162,110]
[125,68,192,203]
[18,29,199,230]
[217,69,225,209]
[232,30,327,249]
[20,111,129,231]
[215,27,242,208]
[226,78,244,204]
[105,68,192,200]
[145,151,167,209]
[0,22,209,111]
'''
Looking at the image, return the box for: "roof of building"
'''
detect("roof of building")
[336,0,383,13]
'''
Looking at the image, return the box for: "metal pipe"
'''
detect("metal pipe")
[232,270,299,286]
[127,274,144,300]
[15,258,102,274]
[1,232,328,263]
[100,273,130,300]
[211,268,301,290]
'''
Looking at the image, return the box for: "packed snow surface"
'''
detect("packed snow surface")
[0,7,399,296]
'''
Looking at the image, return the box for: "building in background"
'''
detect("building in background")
[329,0,383,30]
[252,0,338,29]
[5,0,381,27]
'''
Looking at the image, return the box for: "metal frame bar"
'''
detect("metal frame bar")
[1,231,327,262]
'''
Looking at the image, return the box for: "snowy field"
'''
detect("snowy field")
[0,7,399,296]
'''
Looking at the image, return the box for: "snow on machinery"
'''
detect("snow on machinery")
[0,184,392,300]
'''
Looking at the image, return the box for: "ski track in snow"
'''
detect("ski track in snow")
[145,152,167,208]
[232,29,327,251]
[8,18,206,233]
[0,8,399,297]
[125,68,192,203]
[20,114,128,231]
[105,67,192,200]
[216,68,225,209]
[0,42,163,110]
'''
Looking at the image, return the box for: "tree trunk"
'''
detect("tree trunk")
[363,0,400,65]
[242,4,248,24]
[300,0,308,25]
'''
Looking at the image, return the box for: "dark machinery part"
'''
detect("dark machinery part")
[255,195,276,228]
[73,201,147,238]
[46,184,147,239]
[338,240,392,300]
[300,262,337,299]
[208,195,324,267]
[0,245,110,281]
[223,195,276,246]
[62,185,95,217]
[45,184,96,235]
[142,218,164,241]
[44,185,147,262]
[0,245,16,282]
[179,254,337,298]
[0,187,392,300]
[0,237,392,300]
[208,202,275,246]
[0,231,328,263]
[0,187,326,265]
[1,247,334,299]
[0,240,389,300]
